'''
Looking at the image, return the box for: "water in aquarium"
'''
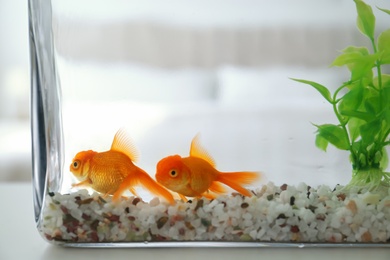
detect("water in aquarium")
[30,0,390,245]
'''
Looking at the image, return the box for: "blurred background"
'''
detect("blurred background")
[0,0,389,185]
[0,0,30,182]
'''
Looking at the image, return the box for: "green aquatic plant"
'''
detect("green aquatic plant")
[292,0,390,191]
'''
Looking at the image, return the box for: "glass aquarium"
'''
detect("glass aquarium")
[29,0,390,247]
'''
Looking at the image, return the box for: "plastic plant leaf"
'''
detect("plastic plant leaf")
[343,46,370,55]
[364,96,380,115]
[331,46,370,67]
[315,124,350,150]
[331,47,377,82]
[360,119,381,145]
[351,141,362,155]
[290,78,332,103]
[354,0,376,40]
[338,86,364,115]
[348,117,364,141]
[377,7,390,16]
[382,75,390,88]
[331,52,362,66]
[383,78,390,109]
[380,148,389,170]
[349,56,376,82]
[315,134,329,152]
[378,29,390,64]
[340,110,373,122]
[373,74,390,90]
[383,109,390,125]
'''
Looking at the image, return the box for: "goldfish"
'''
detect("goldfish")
[70,129,174,204]
[155,134,261,201]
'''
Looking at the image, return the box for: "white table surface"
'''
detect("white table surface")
[1,182,389,260]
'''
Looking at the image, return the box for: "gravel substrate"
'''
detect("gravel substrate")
[40,182,390,244]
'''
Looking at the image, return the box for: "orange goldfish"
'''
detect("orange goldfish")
[70,129,174,204]
[155,134,261,201]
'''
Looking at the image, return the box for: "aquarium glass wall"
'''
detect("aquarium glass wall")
[30,0,390,246]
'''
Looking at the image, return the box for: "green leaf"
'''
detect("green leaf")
[340,110,373,122]
[348,117,365,141]
[332,51,367,67]
[380,83,390,111]
[344,46,371,55]
[332,46,370,65]
[350,56,376,82]
[378,29,390,64]
[360,119,381,145]
[380,148,389,169]
[315,124,350,150]
[290,78,332,103]
[383,108,390,125]
[373,74,390,90]
[354,0,376,40]
[315,134,329,152]
[382,74,390,88]
[375,78,390,116]
[377,7,390,16]
[331,46,377,82]
[351,140,363,154]
[364,96,380,115]
[338,86,364,115]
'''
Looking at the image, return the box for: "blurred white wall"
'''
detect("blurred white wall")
[0,0,31,182]
[0,0,29,119]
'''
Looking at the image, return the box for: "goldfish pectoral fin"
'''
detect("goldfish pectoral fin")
[113,174,140,201]
[112,183,132,202]
[72,179,91,188]
[209,182,227,194]
[112,190,124,202]
[102,192,112,199]
[200,192,216,200]
[110,128,140,163]
[189,134,216,167]
[179,194,188,202]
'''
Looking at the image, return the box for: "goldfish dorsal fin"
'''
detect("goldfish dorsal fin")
[110,129,139,163]
[189,134,216,167]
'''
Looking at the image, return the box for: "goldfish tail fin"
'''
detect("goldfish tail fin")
[138,171,175,204]
[129,187,138,197]
[217,171,261,197]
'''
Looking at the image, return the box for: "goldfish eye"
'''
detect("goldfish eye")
[72,160,80,169]
[169,169,178,178]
